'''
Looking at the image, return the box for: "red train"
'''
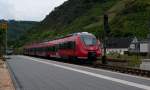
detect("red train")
[23,32,102,61]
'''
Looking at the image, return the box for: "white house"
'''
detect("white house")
[102,37,149,56]
[129,37,149,56]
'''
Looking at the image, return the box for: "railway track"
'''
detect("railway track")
[92,63,150,78]
[18,55,150,78]
[50,58,150,78]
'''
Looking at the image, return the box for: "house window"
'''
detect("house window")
[130,44,135,49]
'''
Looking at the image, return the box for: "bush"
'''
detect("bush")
[128,55,141,67]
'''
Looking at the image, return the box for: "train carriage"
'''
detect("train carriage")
[24,32,102,61]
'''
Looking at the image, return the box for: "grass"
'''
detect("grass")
[106,53,142,67]
[128,55,142,67]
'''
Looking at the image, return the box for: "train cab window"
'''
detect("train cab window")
[80,35,97,46]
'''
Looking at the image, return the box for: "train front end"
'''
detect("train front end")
[76,32,102,60]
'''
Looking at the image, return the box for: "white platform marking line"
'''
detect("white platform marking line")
[71,63,150,80]
[22,57,150,90]
[20,56,150,81]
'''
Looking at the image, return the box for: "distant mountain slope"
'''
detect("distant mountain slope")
[8,20,38,40]
[5,20,38,46]
[19,0,150,47]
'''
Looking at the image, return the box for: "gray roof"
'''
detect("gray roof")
[131,38,148,44]
[138,39,148,43]
[106,38,132,48]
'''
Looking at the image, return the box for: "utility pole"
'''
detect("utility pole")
[0,21,8,56]
[148,20,150,58]
[148,34,150,58]
[5,24,8,56]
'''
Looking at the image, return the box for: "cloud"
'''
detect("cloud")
[0,0,15,20]
[0,0,67,21]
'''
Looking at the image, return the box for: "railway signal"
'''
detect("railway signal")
[102,14,111,64]
[104,14,110,34]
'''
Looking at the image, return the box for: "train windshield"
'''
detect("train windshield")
[81,35,97,46]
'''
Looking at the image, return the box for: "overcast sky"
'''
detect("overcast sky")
[0,0,67,21]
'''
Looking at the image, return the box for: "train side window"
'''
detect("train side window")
[43,48,46,52]
[46,47,49,52]
[59,43,64,49]
[55,44,59,51]
[52,46,56,52]
[63,42,67,49]
[52,46,55,52]
[47,47,49,52]
[44,48,46,52]
[50,46,53,51]
[68,41,75,49]
[50,47,52,51]
[66,42,70,49]
[33,48,36,52]
[46,47,48,52]
[42,48,44,51]
[39,48,42,52]
[59,44,61,49]
[37,48,39,51]
[62,43,65,49]
[48,47,50,51]
[37,48,39,52]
